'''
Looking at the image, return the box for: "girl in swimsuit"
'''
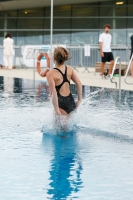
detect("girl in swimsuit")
[36,47,82,117]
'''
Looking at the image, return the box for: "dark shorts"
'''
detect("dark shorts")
[101,52,114,63]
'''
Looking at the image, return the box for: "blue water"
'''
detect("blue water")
[0,76,133,200]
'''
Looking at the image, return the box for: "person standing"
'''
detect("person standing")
[3,33,14,70]
[99,24,114,79]
[37,47,82,116]
[36,47,82,133]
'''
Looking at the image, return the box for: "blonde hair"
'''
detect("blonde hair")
[54,46,70,65]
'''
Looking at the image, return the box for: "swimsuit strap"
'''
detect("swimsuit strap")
[54,65,70,93]
[54,65,70,84]
[64,65,67,76]
[54,67,64,77]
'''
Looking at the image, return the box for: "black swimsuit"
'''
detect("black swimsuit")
[54,65,76,114]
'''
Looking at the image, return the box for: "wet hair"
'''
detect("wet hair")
[5,33,12,38]
[103,24,111,29]
[54,47,70,65]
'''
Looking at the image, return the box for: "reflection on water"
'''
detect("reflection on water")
[0,76,133,199]
[14,78,22,93]
[42,132,83,199]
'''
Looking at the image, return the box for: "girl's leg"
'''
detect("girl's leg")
[131,61,133,77]
[55,108,69,134]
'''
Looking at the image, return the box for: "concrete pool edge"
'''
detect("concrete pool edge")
[0,67,133,91]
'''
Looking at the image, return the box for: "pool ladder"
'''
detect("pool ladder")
[110,56,121,90]
[124,53,133,85]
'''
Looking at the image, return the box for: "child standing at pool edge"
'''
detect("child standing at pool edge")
[36,47,82,116]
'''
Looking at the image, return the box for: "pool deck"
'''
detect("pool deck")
[0,67,133,91]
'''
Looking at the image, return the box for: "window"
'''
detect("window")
[17,31,43,45]
[72,4,99,17]
[18,18,43,29]
[72,18,98,29]
[45,5,71,17]
[18,8,44,17]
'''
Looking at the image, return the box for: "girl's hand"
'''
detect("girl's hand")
[76,100,81,109]
[56,109,61,115]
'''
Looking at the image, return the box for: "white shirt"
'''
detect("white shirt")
[3,37,14,56]
[99,32,112,52]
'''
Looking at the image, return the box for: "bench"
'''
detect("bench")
[95,62,127,76]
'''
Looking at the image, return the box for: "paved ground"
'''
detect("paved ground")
[0,67,133,91]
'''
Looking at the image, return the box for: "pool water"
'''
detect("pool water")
[0,76,133,200]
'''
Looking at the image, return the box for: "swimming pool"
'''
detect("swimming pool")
[0,76,133,200]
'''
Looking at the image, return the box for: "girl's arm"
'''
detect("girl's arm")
[46,72,61,115]
[71,69,82,108]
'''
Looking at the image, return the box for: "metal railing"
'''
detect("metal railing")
[66,44,127,71]
[0,44,128,73]
[110,56,121,89]
[124,53,133,85]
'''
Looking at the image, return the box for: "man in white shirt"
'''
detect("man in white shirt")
[99,24,114,78]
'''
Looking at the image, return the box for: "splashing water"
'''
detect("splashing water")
[0,77,133,200]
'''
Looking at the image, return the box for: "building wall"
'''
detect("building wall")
[0,0,133,46]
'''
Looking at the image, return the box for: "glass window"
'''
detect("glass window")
[53,18,71,29]
[17,31,43,45]
[115,18,126,29]
[0,1,131,47]
[128,7,133,16]
[45,18,50,29]
[100,6,113,16]
[7,18,17,29]
[128,0,133,5]
[99,18,126,29]
[100,1,115,7]
[53,31,70,44]
[110,29,126,45]
[18,18,44,29]
[71,31,99,45]
[99,18,113,29]
[115,4,126,16]
[0,12,5,17]
[45,5,71,17]
[18,8,44,17]
[0,19,4,29]
[100,1,126,16]
[7,10,17,17]
[72,18,98,29]
[72,4,99,17]
[127,18,133,28]
[43,31,50,44]
[0,31,4,45]
[43,31,70,45]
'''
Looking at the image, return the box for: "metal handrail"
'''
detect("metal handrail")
[124,53,133,85]
[110,56,121,89]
